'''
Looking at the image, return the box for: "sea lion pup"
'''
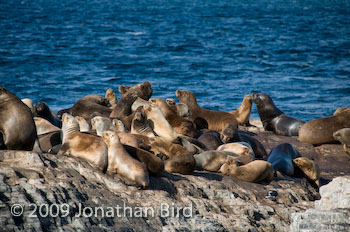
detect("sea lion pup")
[194,151,253,172]
[112,119,128,132]
[334,107,350,116]
[166,98,190,117]
[110,81,153,118]
[131,97,151,112]
[176,90,238,131]
[22,98,35,115]
[293,157,320,187]
[299,108,350,145]
[217,142,255,158]
[71,94,112,121]
[229,94,253,126]
[35,101,62,128]
[38,131,61,153]
[34,117,61,135]
[143,104,178,142]
[197,130,223,150]
[252,92,304,136]
[105,88,118,109]
[164,154,196,175]
[219,160,274,183]
[75,116,91,132]
[102,131,149,188]
[220,125,268,159]
[131,111,157,138]
[149,98,197,137]
[58,113,108,172]
[0,87,41,151]
[267,143,300,176]
[333,128,350,156]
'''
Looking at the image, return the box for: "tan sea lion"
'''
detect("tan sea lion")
[102,131,149,188]
[112,119,128,132]
[143,104,178,142]
[131,111,157,138]
[21,98,35,115]
[75,116,91,132]
[110,81,153,118]
[229,94,253,126]
[58,113,108,171]
[217,142,255,158]
[194,151,239,172]
[164,154,196,175]
[149,137,192,159]
[333,128,350,156]
[293,157,320,187]
[219,160,274,183]
[131,97,150,112]
[34,117,61,135]
[105,88,118,109]
[334,107,350,116]
[72,94,112,121]
[149,98,197,137]
[166,98,190,117]
[176,90,238,131]
[0,87,41,151]
[299,108,350,145]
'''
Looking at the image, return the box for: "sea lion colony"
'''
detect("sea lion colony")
[1,82,349,188]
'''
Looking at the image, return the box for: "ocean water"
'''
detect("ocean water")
[1,0,349,121]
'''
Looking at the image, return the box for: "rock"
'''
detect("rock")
[290,176,350,232]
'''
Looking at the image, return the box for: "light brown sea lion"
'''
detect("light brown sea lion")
[333,128,350,156]
[0,87,41,151]
[131,111,157,138]
[58,113,108,171]
[112,119,127,132]
[131,97,150,112]
[102,131,149,188]
[21,98,35,115]
[293,157,320,187]
[91,116,114,136]
[217,142,255,158]
[299,108,350,145]
[194,151,239,172]
[149,98,197,137]
[149,137,193,159]
[164,154,196,175]
[166,98,190,117]
[105,88,118,109]
[34,117,61,135]
[75,116,91,132]
[219,160,274,183]
[334,107,350,116]
[229,94,253,126]
[176,90,238,131]
[72,94,112,121]
[143,104,178,142]
[110,81,153,118]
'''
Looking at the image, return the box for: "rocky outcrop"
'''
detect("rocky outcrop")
[290,176,350,232]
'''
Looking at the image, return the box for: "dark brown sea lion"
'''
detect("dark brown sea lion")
[0,86,40,151]
[38,131,61,153]
[110,81,153,118]
[164,154,196,174]
[229,94,253,126]
[299,108,350,145]
[71,94,112,121]
[176,90,238,131]
[197,130,222,150]
[252,92,304,136]
[267,143,300,176]
[35,101,62,128]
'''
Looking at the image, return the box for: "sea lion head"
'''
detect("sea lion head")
[333,128,350,146]
[218,159,237,174]
[105,88,117,103]
[220,124,240,143]
[62,113,79,130]
[91,116,112,134]
[102,130,120,146]
[176,90,197,106]
[112,119,127,132]
[166,98,176,106]
[35,101,51,116]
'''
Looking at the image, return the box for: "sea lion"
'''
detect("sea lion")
[252,92,304,136]
[58,113,108,171]
[166,98,190,117]
[164,154,196,175]
[112,119,128,132]
[176,90,238,131]
[131,97,150,112]
[110,81,153,118]
[143,104,178,142]
[149,98,197,137]
[267,143,300,176]
[118,85,131,95]
[57,108,72,119]
[131,111,157,138]
[34,117,61,135]
[299,108,350,145]
[217,142,255,157]
[0,87,40,151]
[293,157,320,187]
[75,116,91,132]
[38,131,61,153]
[102,131,149,188]
[194,151,252,172]
[35,101,62,128]
[105,88,118,109]
[71,94,112,121]
[219,160,274,183]
[22,98,35,115]
[149,137,193,159]
[220,125,268,159]
[197,130,222,150]
[333,128,350,156]
[334,107,350,116]
[229,94,253,126]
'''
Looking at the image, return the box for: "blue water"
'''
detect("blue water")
[1,0,349,121]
